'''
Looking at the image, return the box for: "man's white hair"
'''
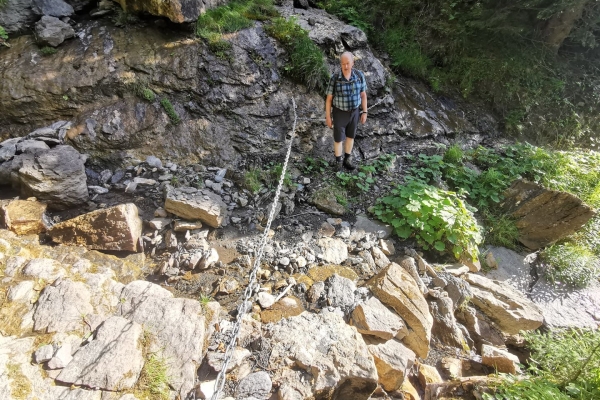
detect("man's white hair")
[340,51,354,62]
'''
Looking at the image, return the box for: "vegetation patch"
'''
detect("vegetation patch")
[540,243,599,288]
[39,46,57,56]
[160,98,181,125]
[7,362,32,400]
[130,81,156,102]
[373,178,482,262]
[265,16,329,92]
[242,162,294,194]
[0,25,8,41]
[484,328,600,400]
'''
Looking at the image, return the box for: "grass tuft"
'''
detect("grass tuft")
[39,46,57,56]
[540,243,600,288]
[160,98,181,125]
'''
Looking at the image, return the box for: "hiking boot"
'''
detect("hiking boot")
[343,155,357,170]
[330,158,344,172]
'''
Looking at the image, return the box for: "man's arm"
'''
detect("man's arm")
[360,91,368,124]
[325,94,333,128]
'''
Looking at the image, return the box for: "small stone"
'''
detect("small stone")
[231,217,242,224]
[481,344,520,374]
[218,277,239,294]
[279,257,290,266]
[296,256,307,269]
[174,220,203,232]
[146,156,162,168]
[258,292,276,309]
[125,182,138,193]
[48,343,73,369]
[148,218,172,230]
[88,185,109,194]
[34,344,55,364]
[379,239,395,256]
[235,371,272,399]
[154,208,168,218]
[319,222,336,237]
[133,177,156,186]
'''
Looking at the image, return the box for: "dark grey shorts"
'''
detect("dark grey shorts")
[332,107,359,143]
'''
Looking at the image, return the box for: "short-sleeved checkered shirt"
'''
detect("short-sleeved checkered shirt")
[326,69,367,111]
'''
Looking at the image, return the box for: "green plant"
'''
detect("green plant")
[199,293,212,306]
[481,211,520,250]
[39,46,57,56]
[303,157,329,175]
[160,98,181,125]
[374,178,482,262]
[243,168,262,194]
[137,353,170,399]
[130,81,156,102]
[540,243,600,288]
[0,25,8,41]
[336,169,374,193]
[443,145,464,164]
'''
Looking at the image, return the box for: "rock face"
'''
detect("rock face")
[165,188,227,228]
[264,311,378,400]
[367,262,433,358]
[0,199,48,235]
[48,203,143,252]
[34,15,76,47]
[482,246,532,293]
[465,273,543,335]
[502,179,596,249]
[33,279,94,333]
[57,316,144,390]
[114,0,227,23]
[16,145,88,210]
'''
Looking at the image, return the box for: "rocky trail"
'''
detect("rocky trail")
[1,0,599,399]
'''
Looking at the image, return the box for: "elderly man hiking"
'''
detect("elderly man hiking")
[325,51,368,171]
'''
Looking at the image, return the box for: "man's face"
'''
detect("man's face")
[340,55,353,74]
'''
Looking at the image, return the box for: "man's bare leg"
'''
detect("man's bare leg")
[344,138,354,155]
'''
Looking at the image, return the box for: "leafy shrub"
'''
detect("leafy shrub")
[335,153,396,193]
[160,98,181,125]
[540,243,599,288]
[39,46,57,56]
[302,156,328,175]
[443,144,464,164]
[374,178,482,262]
[243,168,262,194]
[265,17,329,92]
[0,25,7,40]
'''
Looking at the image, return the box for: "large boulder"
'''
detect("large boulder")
[113,0,228,23]
[501,179,596,249]
[17,145,88,210]
[57,316,144,390]
[165,187,227,228]
[465,273,543,335]
[264,311,378,400]
[0,0,38,34]
[34,15,76,47]
[117,280,217,398]
[366,262,433,359]
[48,203,143,252]
[31,0,74,17]
[0,199,48,235]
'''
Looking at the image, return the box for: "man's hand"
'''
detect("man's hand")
[360,112,367,124]
[326,115,333,129]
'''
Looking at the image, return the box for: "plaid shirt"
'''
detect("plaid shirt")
[326,69,367,111]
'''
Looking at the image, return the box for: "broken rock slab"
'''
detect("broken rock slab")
[351,296,408,340]
[265,311,378,400]
[0,199,48,235]
[365,337,415,392]
[57,316,144,390]
[48,203,142,252]
[165,187,227,228]
[465,273,543,335]
[502,179,596,249]
[367,262,433,359]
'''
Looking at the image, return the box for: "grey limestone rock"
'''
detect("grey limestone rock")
[33,279,94,333]
[32,0,74,17]
[34,15,76,47]
[236,371,272,399]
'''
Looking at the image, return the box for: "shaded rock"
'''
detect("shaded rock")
[48,203,143,252]
[113,0,226,23]
[529,278,600,329]
[429,294,467,349]
[367,262,433,358]
[371,246,391,269]
[317,237,348,264]
[0,144,16,162]
[57,316,144,390]
[455,306,505,349]
[465,273,543,335]
[34,279,94,334]
[482,246,532,293]
[325,274,357,314]
[437,272,471,311]
[34,15,75,47]
[481,344,520,374]
[351,296,408,340]
[236,371,272,399]
[0,199,48,235]
[117,280,216,397]
[32,0,74,17]
[502,179,596,249]
[34,343,55,364]
[307,281,325,304]
[397,256,427,295]
[264,311,378,399]
[319,221,336,237]
[47,342,73,369]
[0,0,38,34]
[16,145,88,210]
[165,188,227,228]
[366,337,415,391]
